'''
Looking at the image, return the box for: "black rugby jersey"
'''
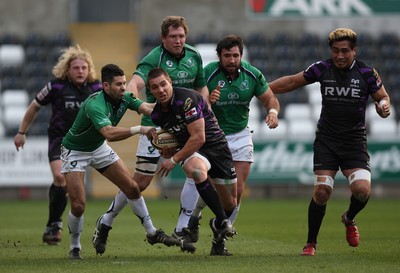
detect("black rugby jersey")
[35,79,102,137]
[303,59,382,142]
[151,87,226,150]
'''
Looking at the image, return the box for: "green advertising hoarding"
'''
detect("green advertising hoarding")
[247,0,400,17]
[165,141,400,186]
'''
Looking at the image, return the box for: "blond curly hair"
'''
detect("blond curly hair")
[52,45,97,82]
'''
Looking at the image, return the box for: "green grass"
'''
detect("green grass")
[0,198,399,273]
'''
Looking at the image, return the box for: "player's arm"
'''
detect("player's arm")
[258,87,280,129]
[371,86,391,118]
[98,124,149,142]
[269,71,309,94]
[13,100,42,151]
[171,119,205,163]
[137,102,155,116]
[126,74,146,98]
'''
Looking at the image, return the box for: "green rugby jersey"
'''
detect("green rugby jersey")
[134,44,206,126]
[62,91,143,152]
[204,61,268,135]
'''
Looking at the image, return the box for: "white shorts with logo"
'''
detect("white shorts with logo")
[136,134,161,158]
[226,127,254,163]
[60,141,120,173]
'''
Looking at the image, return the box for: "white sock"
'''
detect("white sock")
[68,211,83,250]
[128,196,157,235]
[191,197,207,219]
[229,203,241,224]
[102,191,128,227]
[175,178,199,232]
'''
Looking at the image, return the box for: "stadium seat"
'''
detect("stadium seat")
[287,119,315,140]
[195,43,218,67]
[305,83,321,105]
[0,122,5,137]
[284,103,312,121]
[2,105,26,128]
[0,44,25,66]
[1,89,29,106]
[259,119,288,140]
[369,118,397,140]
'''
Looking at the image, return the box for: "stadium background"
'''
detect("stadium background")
[0,0,399,200]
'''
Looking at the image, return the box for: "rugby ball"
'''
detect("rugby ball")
[151,130,179,150]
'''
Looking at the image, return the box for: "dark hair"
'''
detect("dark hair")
[328,28,358,49]
[216,34,244,56]
[101,64,124,84]
[147,67,171,83]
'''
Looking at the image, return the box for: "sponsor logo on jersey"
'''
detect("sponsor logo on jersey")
[65,101,83,109]
[228,92,239,99]
[373,68,382,86]
[117,106,125,118]
[184,97,193,111]
[240,80,249,90]
[185,107,198,119]
[186,57,195,67]
[324,86,361,98]
[177,71,189,78]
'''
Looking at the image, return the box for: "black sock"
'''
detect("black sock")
[195,179,226,226]
[47,184,67,227]
[306,198,326,244]
[346,195,369,220]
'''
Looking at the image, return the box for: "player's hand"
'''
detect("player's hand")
[157,158,176,177]
[14,133,26,151]
[210,85,221,104]
[145,127,158,141]
[265,112,279,129]
[375,100,390,118]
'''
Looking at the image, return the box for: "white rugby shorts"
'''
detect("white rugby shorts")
[225,127,254,163]
[60,141,120,173]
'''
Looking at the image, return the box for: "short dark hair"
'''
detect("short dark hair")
[101,64,124,84]
[216,34,244,56]
[147,67,171,83]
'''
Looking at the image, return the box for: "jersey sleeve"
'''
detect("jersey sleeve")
[35,81,55,106]
[181,91,205,124]
[193,55,207,89]
[253,68,269,97]
[303,60,330,83]
[125,93,144,113]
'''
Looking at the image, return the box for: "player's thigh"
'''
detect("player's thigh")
[102,159,139,197]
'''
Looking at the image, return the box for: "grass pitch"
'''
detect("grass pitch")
[0,197,399,273]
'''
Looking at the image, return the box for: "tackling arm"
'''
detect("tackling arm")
[269,71,309,94]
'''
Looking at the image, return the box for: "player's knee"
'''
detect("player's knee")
[313,186,331,204]
[53,173,66,187]
[134,173,153,192]
[71,202,85,217]
[122,181,141,199]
